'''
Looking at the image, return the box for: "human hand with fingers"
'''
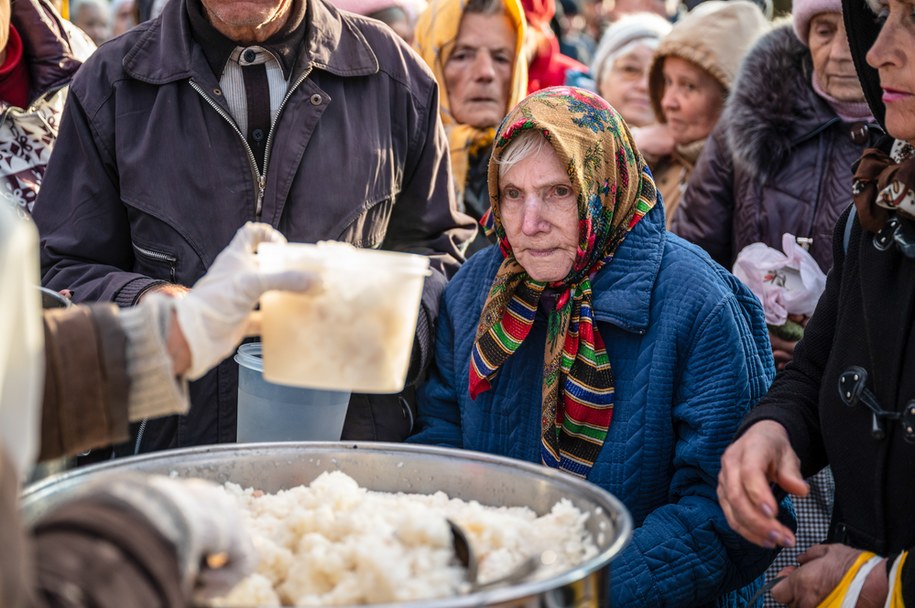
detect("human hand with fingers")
[717,419,806,548]
[771,544,887,608]
[172,222,318,380]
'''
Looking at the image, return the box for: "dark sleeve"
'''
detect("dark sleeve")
[32,84,165,306]
[381,72,476,383]
[0,448,184,608]
[737,205,854,476]
[380,73,477,281]
[40,304,130,461]
[31,498,185,608]
[670,122,737,268]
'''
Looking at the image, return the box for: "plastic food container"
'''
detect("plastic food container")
[257,241,430,393]
[235,343,350,442]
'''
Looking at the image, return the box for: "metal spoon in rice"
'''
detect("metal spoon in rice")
[447,519,541,591]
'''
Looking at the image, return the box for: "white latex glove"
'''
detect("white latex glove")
[90,474,256,600]
[174,222,316,380]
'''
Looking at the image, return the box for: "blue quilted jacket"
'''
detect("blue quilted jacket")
[410,205,784,607]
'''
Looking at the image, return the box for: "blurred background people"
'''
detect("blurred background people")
[521,0,588,92]
[110,0,136,37]
[70,0,110,45]
[590,12,670,127]
[0,0,92,213]
[415,0,528,254]
[672,0,873,274]
[646,0,769,227]
[330,0,423,44]
[671,1,874,601]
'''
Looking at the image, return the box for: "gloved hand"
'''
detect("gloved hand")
[90,473,257,600]
[174,222,316,380]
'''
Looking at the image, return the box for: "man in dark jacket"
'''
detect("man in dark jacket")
[32,0,477,453]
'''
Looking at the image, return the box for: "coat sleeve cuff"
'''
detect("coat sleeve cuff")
[115,277,168,307]
[118,295,189,421]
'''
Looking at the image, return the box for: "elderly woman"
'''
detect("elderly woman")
[646,0,769,227]
[717,0,915,604]
[410,86,783,606]
[415,0,527,255]
[591,12,671,129]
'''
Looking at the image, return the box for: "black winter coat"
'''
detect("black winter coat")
[670,25,873,273]
[742,199,915,555]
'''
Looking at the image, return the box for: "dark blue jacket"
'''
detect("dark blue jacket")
[411,205,784,606]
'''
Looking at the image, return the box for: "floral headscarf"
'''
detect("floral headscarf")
[414,0,528,205]
[469,87,658,478]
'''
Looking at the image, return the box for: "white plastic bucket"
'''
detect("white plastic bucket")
[234,343,350,442]
[257,241,431,393]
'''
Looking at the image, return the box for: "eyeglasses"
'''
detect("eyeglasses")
[838,366,915,442]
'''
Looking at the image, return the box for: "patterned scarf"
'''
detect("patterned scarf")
[852,139,915,233]
[470,87,658,478]
[414,0,527,209]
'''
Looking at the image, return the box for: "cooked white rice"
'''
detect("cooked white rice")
[210,470,598,606]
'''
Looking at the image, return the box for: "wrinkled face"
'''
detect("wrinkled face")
[200,0,292,41]
[499,142,580,282]
[599,43,655,127]
[74,3,111,46]
[660,56,725,146]
[444,12,517,129]
[808,12,864,102]
[866,0,915,143]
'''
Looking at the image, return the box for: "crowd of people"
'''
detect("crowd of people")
[2,0,915,604]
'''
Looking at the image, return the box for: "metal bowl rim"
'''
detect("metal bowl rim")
[22,442,633,607]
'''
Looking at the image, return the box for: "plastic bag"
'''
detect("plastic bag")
[732,234,827,327]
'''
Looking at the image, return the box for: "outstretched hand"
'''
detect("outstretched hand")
[173,223,318,380]
[717,420,806,548]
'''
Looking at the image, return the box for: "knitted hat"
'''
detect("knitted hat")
[591,13,672,89]
[648,0,770,123]
[791,0,842,46]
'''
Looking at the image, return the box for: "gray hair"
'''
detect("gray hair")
[495,129,549,180]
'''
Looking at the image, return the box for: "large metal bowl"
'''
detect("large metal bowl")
[21,442,632,608]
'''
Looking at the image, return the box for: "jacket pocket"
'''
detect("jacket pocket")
[336,189,400,249]
[132,241,178,283]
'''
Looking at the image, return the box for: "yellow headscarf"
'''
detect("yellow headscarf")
[414,0,528,203]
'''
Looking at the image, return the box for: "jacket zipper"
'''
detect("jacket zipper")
[189,66,313,222]
[133,243,178,283]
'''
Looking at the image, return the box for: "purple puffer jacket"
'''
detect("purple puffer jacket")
[670,25,875,273]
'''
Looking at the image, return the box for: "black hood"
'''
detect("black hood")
[844,0,885,128]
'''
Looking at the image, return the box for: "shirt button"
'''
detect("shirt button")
[243,49,257,63]
[252,128,264,142]
[310,94,322,106]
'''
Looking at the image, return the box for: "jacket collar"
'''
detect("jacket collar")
[589,202,666,333]
[123,0,379,85]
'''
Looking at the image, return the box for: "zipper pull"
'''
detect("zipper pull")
[255,175,266,221]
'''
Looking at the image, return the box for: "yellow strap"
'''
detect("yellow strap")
[817,551,878,608]
[889,551,908,607]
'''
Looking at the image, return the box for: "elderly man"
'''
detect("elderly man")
[32,0,476,455]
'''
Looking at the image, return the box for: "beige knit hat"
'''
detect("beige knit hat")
[648,0,770,123]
